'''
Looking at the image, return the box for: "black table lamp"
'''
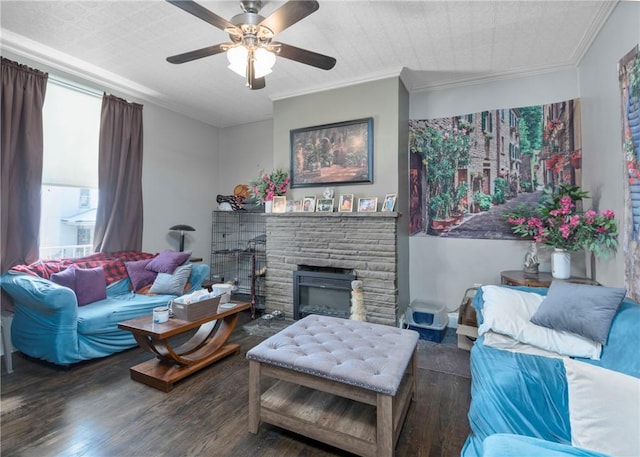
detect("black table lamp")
[169,224,195,251]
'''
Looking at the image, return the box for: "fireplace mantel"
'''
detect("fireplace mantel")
[264,212,401,326]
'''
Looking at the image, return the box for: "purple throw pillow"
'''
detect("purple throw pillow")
[75,267,107,306]
[50,267,76,290]
[125,258,157,291]
[145,250,191,274]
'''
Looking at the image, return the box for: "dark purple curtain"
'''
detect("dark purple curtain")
[1,57,48,272]
[93,93,144,253]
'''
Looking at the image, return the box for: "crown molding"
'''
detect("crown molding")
[1,30,165,101]
[270,67,404,101]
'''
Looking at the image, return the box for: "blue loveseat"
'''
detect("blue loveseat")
[1,263,209,366]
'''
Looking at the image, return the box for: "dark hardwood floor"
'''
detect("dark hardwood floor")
[1,312,471,457]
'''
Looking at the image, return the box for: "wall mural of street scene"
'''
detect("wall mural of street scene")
[409,99,582,238]
[618,45,640,301]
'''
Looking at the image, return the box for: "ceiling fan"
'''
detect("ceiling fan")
[165,0,337,90]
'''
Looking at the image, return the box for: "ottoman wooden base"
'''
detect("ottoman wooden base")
[248,353,416,457]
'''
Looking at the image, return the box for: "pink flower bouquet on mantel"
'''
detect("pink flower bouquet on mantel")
[505,184,619,258]
[250,169,290,204]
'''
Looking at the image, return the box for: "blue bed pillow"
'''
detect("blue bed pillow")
[530,281,626,345]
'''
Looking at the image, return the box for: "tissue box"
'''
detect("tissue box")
[171,295,221,321]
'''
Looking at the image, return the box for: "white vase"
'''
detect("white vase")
[551,248,571,279]
[264,200,273,213]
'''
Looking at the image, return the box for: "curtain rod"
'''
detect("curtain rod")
[48,74,102,99]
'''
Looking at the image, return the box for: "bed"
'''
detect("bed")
[461,283,640,457]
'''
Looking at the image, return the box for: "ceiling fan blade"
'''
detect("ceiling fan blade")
[274,42,336,70]
[166,0,239,32]
[258,0,319,35]
[167,44,227,64]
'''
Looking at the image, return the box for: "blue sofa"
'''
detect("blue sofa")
[462,285,639,457]
[1,263,209,366]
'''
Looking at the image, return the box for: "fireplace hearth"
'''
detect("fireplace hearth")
[293,267,355,320]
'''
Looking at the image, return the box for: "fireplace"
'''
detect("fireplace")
[265,212,401,325]
[293,267,355,320]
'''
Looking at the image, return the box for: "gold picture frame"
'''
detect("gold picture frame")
[382,193,397,212]
[316,198,334,212]
[357,197,378,212]
[338,194,354,212]
[302,196,316,212]
[272,196,287,213]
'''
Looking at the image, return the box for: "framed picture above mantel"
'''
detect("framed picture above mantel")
[290,118,373,188]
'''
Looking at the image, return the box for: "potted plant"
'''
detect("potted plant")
[410,122,470,231]
[473,191,492,212]
[250,169,290,212]
[505,184,619,278]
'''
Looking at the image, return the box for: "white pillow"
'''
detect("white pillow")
[478,286,601,359]
[564,358,640,457]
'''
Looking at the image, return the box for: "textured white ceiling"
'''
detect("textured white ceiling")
[0,1,617,128]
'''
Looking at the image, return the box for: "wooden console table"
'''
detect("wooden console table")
[118,302,249,392]
[500,270,599,287]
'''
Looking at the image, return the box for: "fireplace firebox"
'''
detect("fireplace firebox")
[293,267,356,320]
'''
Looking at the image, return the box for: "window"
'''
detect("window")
[40,79,101,260]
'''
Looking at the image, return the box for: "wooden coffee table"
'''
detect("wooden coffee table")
[118,302,249,392]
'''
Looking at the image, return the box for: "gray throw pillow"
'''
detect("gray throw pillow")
[149,264,192,296]
[530,281,626,344]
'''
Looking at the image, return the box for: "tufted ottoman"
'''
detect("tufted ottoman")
[247,314,419,457]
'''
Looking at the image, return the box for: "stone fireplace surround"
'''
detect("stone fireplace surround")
[264,212,400,326]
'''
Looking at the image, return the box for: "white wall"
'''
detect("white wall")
[409,68,581,311]
[141,104,220,259]
[578,0,640,287]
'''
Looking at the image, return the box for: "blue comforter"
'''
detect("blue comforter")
[462,287,640,457]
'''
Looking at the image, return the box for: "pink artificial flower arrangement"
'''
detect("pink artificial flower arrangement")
[505,185,618,257]
[250,169,290,204]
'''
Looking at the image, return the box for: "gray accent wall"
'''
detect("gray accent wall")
[273,77,411,315]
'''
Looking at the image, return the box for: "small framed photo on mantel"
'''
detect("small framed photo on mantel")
[338,194,354,212]
[382,193,397,212]
[357,197,378,212]
[302,196,316,212]
[272,196,287,213]
[316,198,334,212]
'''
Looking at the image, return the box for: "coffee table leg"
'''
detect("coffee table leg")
[248,360,261,433]
[377,393,393,457]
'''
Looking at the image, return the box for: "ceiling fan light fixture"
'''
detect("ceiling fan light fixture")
[254,47,276,77]
[226,45,275,79]
[227,45,248,76]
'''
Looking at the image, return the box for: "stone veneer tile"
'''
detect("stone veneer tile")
[264,213,399,326]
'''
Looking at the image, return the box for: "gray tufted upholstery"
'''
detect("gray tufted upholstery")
[247,314,419,395]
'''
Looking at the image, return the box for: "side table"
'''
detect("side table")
[500,270,599,287]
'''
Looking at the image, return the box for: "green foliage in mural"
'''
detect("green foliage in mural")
[519,105,543,154]
[410,123,470,220]
[493,177,507,204]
